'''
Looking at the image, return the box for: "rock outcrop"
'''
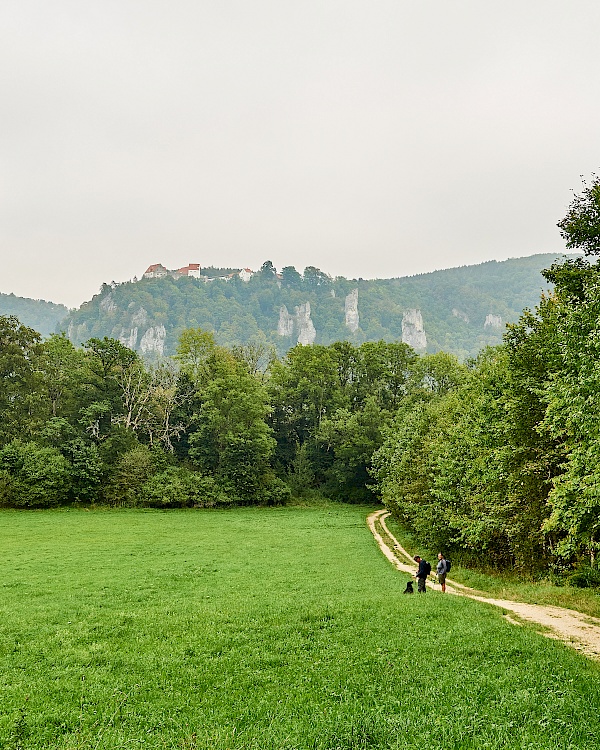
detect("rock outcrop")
[452,308,470,323]
[277,306,295,337]
[402,309,427,350]
[119,327,139,350]
[345,289,359,333]
[140,325,167,355]
[484,314,502,329]
[296,302,316,345]
[114,307,150,351]
[67,320,89,344]
[131,306,149,327]
[99,293,117,313]
[277,302,316,344]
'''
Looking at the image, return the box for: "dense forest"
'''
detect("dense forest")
[3,178,600,585]
[60,254,568,360]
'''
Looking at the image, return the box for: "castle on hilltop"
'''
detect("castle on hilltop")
[142,264,253,283]
[144,263,201,279]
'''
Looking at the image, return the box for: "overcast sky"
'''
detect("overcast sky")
[1,1,599,308]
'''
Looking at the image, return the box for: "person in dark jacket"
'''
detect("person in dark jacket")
[436,553,448,593]
[413,555,430,593]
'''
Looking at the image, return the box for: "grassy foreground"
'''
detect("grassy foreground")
[1,506,599,749]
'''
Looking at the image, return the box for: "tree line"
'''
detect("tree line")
[0,313,437,511]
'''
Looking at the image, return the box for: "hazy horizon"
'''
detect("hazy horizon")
[2,1,599,307]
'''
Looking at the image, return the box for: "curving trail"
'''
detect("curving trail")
[368,509,600,661]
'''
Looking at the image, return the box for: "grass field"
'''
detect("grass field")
[1,505,600,749]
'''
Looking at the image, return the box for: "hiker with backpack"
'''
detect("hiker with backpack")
[436,552,451,593]
[413,555,431,593]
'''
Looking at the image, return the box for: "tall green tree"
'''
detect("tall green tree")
[180,330,282,503]
[557,174,600,256]
[175,327,217,384]
[268,344,348,472]
[316,396,385,502]
[0,316,43,444]
[541,276,600,563]
[302,266,331,289]
[80,337,139,440]
[39,333,86,420]
[281,265,302,288]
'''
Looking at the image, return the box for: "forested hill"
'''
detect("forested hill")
[0,293,69,337]
[58,253,570,359]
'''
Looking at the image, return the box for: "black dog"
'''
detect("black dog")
[403,580,414,594]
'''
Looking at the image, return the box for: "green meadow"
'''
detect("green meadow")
[1,506,599,749]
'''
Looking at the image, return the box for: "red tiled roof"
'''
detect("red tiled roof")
[176,263,201,274]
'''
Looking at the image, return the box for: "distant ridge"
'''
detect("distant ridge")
[0,293,69,337]
[56,252,572,359]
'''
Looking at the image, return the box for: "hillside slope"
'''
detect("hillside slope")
[0,293,69,337]
[60,253,569,358]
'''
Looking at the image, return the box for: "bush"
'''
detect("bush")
[139,468,227,508]
[0,441,72,507]
[567,566,600,588]
[0,469,14,507]
[104,445,158,505]
[63,440,104,502]
[257,476,292,506]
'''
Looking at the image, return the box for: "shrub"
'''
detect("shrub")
[0,441,72,507]
[140,468,227,508]
[567,566,600,589]
[257,476,292,506]
[104,445,158,505]
[0,469,14,507]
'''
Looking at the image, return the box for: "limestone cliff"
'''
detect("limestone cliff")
[119,327,139,350]
[67,320,89,344]
[140,325,167,355]
[345,289,359,333]
[296,302,316,345]
[402,309,427,350]
[277,302,316,345]
[277,305,295,337]
[117,307,149,352]
[484,314,502,329]
[99,292,117,313]
[57,252,564,359]
[131,307,149,327]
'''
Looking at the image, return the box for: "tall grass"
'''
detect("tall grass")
[1,506,599,749]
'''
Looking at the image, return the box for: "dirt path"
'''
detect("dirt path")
[368,509,600,661]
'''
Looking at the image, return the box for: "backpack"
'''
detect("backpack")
[445,558,452,573]
[424,561,432,576]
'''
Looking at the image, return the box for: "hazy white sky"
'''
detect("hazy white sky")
[1,0,599,308]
